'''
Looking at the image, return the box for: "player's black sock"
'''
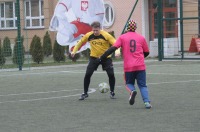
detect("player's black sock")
[84,77,90,94]
[108,74,115,92]
[107,68,115,92]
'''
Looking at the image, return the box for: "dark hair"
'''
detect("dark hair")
[91,21,101,28]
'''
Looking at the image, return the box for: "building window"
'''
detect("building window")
[149,0,177,40]
[0,2,17,29]
[103,1,115,28]
[24,0,44,29]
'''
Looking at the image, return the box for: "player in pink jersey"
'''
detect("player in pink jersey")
[100,20,152,109]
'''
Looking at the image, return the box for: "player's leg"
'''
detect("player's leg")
[102,58,115,99]
[125,71,137,105]
[79,57,99,100]
[105,68,115,98]
[136,70,152,108]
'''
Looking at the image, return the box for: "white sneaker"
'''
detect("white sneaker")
[144,102,152,109]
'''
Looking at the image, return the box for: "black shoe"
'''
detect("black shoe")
[129,91,137,105]
[110,91,115,99]
[79,93,89,100]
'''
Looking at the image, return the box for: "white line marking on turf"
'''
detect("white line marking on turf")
[148,64,177,67]
[0,89,81,97]
[1,69,200,78]
[148,73,200,76]
[0,94,81,104]
[0,88,96,104]
[110,80,200,88]
[0,70,86,77]
[0,70,123,77]
[0,79,199,104]
[147,79,200,85]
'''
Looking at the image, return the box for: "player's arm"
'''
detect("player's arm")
[142,38,150,58]
[144,52,149,58]
[100,46,118,60]
[71,34,88,57]
[115,48,121,57]
[107,33,121,56]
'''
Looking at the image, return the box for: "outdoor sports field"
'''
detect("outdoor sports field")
[0,60,200,132]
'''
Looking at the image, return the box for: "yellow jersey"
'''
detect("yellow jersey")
[72,30,117,58]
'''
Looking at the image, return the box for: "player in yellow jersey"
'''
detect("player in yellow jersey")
[71,21,120,100]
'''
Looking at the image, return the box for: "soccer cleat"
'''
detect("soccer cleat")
[144,102,152,109]
[110,91,115,99]
[129,91,137,105]
[79,93,89,100]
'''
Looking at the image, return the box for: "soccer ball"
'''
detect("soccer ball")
[98,82,109,93]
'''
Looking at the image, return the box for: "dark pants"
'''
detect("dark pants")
[84,57,115,94]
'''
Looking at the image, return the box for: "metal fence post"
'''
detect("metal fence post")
[157,0,163,61]
[16,0,22,70]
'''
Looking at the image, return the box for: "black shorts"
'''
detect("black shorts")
[87,57,113,71]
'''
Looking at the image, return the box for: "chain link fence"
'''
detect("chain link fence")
[156,0,200,59]
[4,0,196,70]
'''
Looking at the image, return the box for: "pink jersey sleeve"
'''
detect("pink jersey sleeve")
[113,37,122,48]
[142,38,149,52]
